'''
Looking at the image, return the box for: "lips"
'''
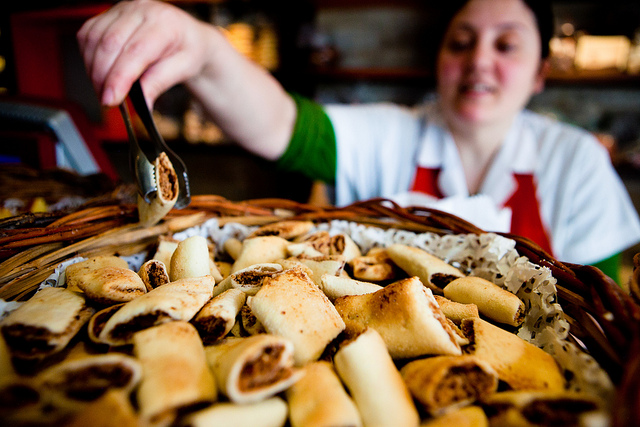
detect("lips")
[460,82,495,95]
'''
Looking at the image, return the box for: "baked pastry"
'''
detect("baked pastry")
[0,287,94,359]
[286,360,362,427]
[443,277,525,327]
[434,295,479,325]
[138,259,170,291]
[181,397,288,427]
[137,152,179,227]
[348,247,397,282]
[334,276,462,358]
[231,236,291,273]
[400,355,498,416]
[192,288,246,345]
[213,263,282,297]
[133,321,217,425]
[170,235,216,281]
[460,318,565,391]
[247,220,314,240]
[386,243,465,293]
[65,389,140,427]
[333,328,420,427]
[98,276,215,346]
[65,256,147,305]
[248,268,345,365]
[419,406,488,427]
[295,256,345,288]
[205,334,302,404]
[319,274,383,301]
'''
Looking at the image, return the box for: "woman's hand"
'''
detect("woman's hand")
[77,0,294,160]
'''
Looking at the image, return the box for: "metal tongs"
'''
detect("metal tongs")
[119,80,191,209]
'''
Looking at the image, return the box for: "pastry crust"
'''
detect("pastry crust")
[444,277,525,327]
[401,355,498,416]
[420,406,488,427]
[247,220,314,240]
[232,236,291,273]
[137,152,179,227]
[213,263,282,297]
[205,334,302,404]
[461,318,565,391]
[434,295,479,325]
[319,274,383,301]
[334,328,419,427]
[133,321,217,424]
[334,276,462,358]
[138,259,170,291]
[193,288,246,345]
[182,397,288,427]
[248,268,345,365]
[286,361,362,427]
[0,287,94,360]
[98,276,215,346]
[387,244,465,294]
[170,235,214,282]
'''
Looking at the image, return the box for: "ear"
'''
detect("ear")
[533,59,550,94]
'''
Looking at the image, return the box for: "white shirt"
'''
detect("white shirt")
[326,101,640,265]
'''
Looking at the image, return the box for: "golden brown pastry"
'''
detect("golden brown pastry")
[97,276,215,346]
[170,235,216,282]
[65,256,147,305]
[286,361,362,427]
[334,328,420,427]
[205,334,302,404]
[192,288,246,345]
[138,259,170,291]
[348,247,397,282]
[133,321,217,425]
[334,276,462,358]
[181,397,288,427]
[240,303,266,336]
[248,268,345,365]
[443,277,525,327]
[460,318,565,391]
[65,389,141,427]
[151,236,179,272]
[213,263,282,297]
[319,274,383,301]
[434,295,479,325]
[231,236,291,273]
[0,287,94,360]
[295,256,346,288]
[386,244,465,293]
[400,355,498,416]
[137,152,179,227]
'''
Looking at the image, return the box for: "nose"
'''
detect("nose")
[466,40,493,72]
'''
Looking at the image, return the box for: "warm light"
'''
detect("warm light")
[561,22,575,37]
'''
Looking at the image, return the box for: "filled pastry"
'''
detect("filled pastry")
[137,152,179,227]
[192,288,246,345]
[181,397,288,427]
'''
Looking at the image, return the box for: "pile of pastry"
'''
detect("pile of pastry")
[0,220,608,427]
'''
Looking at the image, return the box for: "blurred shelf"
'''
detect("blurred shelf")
[546,69,640,87]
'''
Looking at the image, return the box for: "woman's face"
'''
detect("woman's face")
[436,0,547,128]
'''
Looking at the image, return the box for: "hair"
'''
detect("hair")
[432,0,554,59]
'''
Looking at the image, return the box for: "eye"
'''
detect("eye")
[444,34,474,52]
[496,34,521,53]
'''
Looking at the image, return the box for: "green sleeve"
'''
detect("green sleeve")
[276,93,337,184]
[592,253,621,285]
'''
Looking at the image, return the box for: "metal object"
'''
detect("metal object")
[119,80,191,208]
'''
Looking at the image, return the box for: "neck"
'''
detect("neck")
[446,117,514,195]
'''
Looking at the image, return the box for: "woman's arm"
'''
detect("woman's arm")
[77,0,294,160]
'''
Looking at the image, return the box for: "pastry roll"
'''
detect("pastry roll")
[182,397,288,427]
[87,303,124,344]
[231,236,291,273]
[240,303,265,336]
[170,235,215,281]
[443,277,525,327]
[37,352,142,412]
[329,233,362,261]
[434,295,479,325]
[137,152,179,227]
[98,276,215,346]
[247,220,314,240]
[420,406,488,427]
[386,244,465,293]
[290,231,332,255]
[223,237,243,261]
[286,361,362,427]
[481,390,604,427]
[134,321,217,425]
[0,287,94,360]
[0,334,41,417]
[65,256,147,305]
[334,276,461,358]
[205,334,302,404]
[334,328,419,427]
[319,274,383,301]
[296,256,346,288]
[248,268,345,365]
[348,247,397,282]
[460,318,565,391]
[193,288,246,345]
[213,263,283,297]
[65,389,140,427]
[400,355,498,416]
[138,259,170,291]
[151,237,179,272]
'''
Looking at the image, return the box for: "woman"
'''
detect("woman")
[78,0,640,281]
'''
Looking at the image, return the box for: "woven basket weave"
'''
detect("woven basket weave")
[1,194,638,425]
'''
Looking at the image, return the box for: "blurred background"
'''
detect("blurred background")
[1,0,639,278]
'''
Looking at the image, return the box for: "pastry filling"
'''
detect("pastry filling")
[47,364,136,401]
[157,153,178,201]
[108,312,173,341]
[238,345,291,392]
[430,273,461,289]
[434,366,494,406]
[522,398,599,425]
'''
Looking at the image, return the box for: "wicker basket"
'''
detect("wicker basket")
[1,194,639,425]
